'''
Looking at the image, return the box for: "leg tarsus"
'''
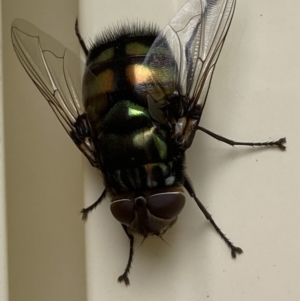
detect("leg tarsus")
[276,137,287,151]
[118,225,134,286]
[118,274,130,286]
[81,189,107,220]
[197,126,286,151]
[183,177,243,257]
[231,246,243,258]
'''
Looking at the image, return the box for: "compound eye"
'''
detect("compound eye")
[147,192,185,219]
[110,199,135,225]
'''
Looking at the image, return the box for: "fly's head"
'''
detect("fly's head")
[110,186,185,237]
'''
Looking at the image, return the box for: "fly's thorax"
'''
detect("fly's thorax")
[110,186,185,236]
[87,92,183,193]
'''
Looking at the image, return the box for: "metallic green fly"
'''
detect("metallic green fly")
[11,0,286,285]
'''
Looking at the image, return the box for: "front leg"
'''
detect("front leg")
[184,177,243,258]
[81,189,107,220]
[118,225,135,286]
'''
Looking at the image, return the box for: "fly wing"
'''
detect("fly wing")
[11,19,99,167]
[143,0,236,148]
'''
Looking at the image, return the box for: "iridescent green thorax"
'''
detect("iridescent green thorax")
[98,100,180,193]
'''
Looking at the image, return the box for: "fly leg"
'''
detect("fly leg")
[184,177,243,258]
[118,225,134,286]
[75,19,88,56]
[81,189,107,220]
[197,126,286,150]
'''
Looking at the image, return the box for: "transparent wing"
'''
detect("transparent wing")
[11,19,98,167]
[143,0,236,147]
[169,0,236,105]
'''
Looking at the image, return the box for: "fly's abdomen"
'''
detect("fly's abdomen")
[83,32,175,129]
[83,36,156,114]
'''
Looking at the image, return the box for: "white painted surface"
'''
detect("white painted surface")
[79,0,300,300]
[2,0,300,300]
[3,0,86,300]
[0,1,9,300]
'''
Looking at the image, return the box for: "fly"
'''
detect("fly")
[11,0,286,285]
